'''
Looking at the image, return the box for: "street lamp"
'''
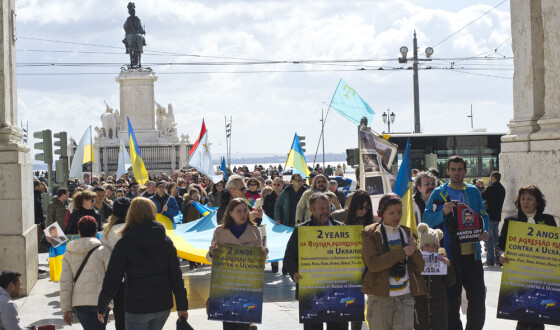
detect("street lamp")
[399,30,433,133]
[381,109,396,133]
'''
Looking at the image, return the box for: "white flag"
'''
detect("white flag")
[117,137,132,180]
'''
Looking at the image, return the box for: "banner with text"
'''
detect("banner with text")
[298,225,364,324]
[208,244,265,324]
[497,221,560,325]
[421,251,448,275]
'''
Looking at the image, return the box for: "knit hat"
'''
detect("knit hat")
[417,223,443,248]
[112,197,131,218]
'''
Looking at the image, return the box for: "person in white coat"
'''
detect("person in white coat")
[60,215,111,330]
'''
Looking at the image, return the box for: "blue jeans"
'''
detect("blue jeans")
[125,310,170,330]
[75,306,109,330]
[486,222,499,265]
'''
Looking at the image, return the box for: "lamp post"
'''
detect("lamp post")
[399,31,433,133]
[381,109,396,133]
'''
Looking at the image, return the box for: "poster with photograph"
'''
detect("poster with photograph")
[43,222,67,247]
[208,244,265,324]
[456,203,483,244]
[373,136,397,170]
[362,153,380,173]
[298,226,364,324]
[364,175,386,196]
[421,251,448,275]
[497,221,560,325]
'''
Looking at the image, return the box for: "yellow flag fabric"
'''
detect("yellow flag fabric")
[127,117,149,185]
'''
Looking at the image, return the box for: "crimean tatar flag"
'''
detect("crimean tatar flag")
[69,126,94,180]
[127,117,149,185]
[393,139,417,237]
[284,133,311,178]
[329,78,375,126]
[188,120,223,184]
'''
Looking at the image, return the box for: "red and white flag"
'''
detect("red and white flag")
[188,120,223,183]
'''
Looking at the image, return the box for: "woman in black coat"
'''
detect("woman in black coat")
[65,190,101,234]
[97,197,188,329]
[495,185,557,330]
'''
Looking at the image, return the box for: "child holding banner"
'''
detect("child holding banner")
[361,194,426,330]
[414,223,455,330]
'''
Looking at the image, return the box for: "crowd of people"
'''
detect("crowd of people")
[1,156,556,330]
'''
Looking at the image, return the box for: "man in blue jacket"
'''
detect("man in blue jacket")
[150,182,179,219]
[423,155,489,330]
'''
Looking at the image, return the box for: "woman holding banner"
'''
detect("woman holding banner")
[207,198,268,330]
[495,185,556,330]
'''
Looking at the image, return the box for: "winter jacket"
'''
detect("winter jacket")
[97,220,188,314]
[46,196,68,230]
[180,197,209,223]
[423,183,489,261]
[66,208,101,234]
[413,249,456,330]
[206,224,263,262]
[295,189,341,224]
[34,189,43,226]
[262,192,279,219]
[150,193,179,219]
[95,201,113,225]
[481,181,506,222]
[274,184,307,227]
[0,287,23,330]
[495,211,557,264]
[60,237,111,312]
[361,223,427,297]
[217,189,233,223]
[207,190,223,208]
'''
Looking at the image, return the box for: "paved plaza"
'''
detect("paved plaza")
[12,253,560,329]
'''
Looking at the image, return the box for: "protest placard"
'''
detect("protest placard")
[455,203,483,244]
[298,225,364,323]
[420,251,447,275]
[208,244,265,324]
[497,221,560,325]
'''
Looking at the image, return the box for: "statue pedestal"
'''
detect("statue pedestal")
[501,0,560,222]
[116,69,159,142]
[0,128,38,295]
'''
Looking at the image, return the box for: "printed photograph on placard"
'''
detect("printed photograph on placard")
[362,153,380,173]
[359,129,377,151]
[43,222,67,247]
[456,203,483,244]
[364,175,386,196]
[373,135,397,169]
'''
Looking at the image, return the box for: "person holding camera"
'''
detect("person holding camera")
[361,193,426,330]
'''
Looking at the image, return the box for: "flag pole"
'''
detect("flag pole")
[89,125,93,182]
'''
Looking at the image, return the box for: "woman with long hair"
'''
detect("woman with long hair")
[97,197,188,329]
[495,185,556,330]
[208,180,225,208]
[344,190,374,227]
[66,190,101,234]
[207,198,268,330]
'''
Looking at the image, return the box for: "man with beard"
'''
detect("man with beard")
[413,171,437,224]
[149,182,179,219]
[295,174,341,225]
[0,271,24,330]
[284,193,347,329]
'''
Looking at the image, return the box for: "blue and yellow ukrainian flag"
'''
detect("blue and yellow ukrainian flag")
[127,117,149,185]
[68,126,95,180]
[48,244,66,282]
[284,133,311,178]
[393,139,417,237]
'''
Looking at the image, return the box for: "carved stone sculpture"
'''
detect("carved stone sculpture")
[99,101,120,139]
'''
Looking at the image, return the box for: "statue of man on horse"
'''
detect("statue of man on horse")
[123,2,146,68]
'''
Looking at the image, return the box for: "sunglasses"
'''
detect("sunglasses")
[294,179,303,182]
[357,205,370,211]
[423,182,436,187]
